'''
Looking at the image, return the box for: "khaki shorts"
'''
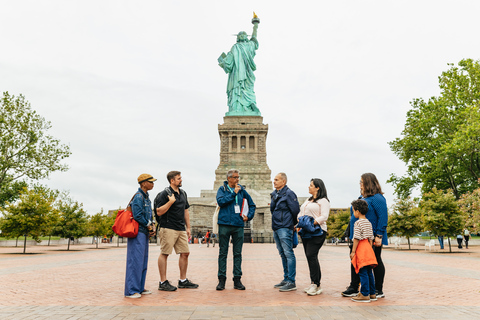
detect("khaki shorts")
[158,228,190,255]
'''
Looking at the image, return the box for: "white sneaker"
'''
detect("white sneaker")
[125,293,141,298]
[307,285,323,296]
[304,284,317,293]
[141,290,152,295]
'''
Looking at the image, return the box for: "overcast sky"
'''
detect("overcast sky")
[2,0,480,214]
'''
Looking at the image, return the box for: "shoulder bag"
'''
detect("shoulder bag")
[112,192,140,238]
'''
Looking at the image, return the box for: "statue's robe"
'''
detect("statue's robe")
[220,38,260,115]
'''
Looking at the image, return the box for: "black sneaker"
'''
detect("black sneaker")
[273,280,287,288]
[375,290,385,298]
[178,278,199,289]
[158,280,177,291]
[279,282,297,292]
[341,286,359,297]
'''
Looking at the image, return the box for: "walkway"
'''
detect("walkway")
[0,242,479,319]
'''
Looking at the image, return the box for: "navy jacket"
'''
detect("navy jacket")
[270,185,300,231]
[216,181,256,227]
[297,215,323,239]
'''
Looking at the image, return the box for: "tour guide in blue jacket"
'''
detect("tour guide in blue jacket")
[215,169,256,291]
[270,172,300,292]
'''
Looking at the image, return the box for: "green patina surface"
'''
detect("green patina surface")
[218,16,261,116]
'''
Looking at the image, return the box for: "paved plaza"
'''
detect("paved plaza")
[0,241,479,319]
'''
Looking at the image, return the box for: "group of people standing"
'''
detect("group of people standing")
[123,170,388,304]
[124,171,198,298]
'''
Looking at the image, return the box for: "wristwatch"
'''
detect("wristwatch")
[376,234,383,239]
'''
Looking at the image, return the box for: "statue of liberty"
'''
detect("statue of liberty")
[218,13,261,116]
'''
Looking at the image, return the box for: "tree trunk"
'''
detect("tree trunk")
[96,235,99,249]
[16,236,19,247]
[117,236,120,247]
[48,235,51,246]
[407,237,411,250]
[23,234,27,254]
[448,237,452,253]
[67,238,71,251]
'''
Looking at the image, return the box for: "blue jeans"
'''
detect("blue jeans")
[124,232,149,296]
[358,266,375,296]
[274,228,296,283]
[438,236,444,249]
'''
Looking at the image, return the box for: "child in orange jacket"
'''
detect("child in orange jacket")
[350,199,378,303]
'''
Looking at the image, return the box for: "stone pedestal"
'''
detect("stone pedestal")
[214,116,272,190]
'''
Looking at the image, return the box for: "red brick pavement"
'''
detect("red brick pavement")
[1,241,479,309]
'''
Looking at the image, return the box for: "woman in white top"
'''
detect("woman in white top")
[297,178,330,296]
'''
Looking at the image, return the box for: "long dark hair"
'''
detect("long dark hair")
[309,178,329,202]
[361,173,384,197]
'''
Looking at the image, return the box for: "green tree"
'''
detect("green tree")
[53,193,88,250]
[44,209,60,246]
[389,59,480,199]
[387,197,423,249]
[328,209,351,240]
[0,180,27,207]
[87,210,111,248]
[31,184,60,246]
[105,212,116,238]
[0,92,71,201]
[0,187,55,253]
[458,185,480,233]
[420,188,466,252]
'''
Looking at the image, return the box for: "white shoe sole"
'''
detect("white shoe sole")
[304,285,317,293]
[342,292,359,297]
[351,298,370,303]
[307,288,323,296]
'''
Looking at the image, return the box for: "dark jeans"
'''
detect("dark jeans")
[464,235,469,248]
[350,244,385,292]
[301,233,327,286]
[218,225,244,279]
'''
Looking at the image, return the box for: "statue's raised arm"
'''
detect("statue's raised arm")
[251,11,259,39]
[218,13,261,116]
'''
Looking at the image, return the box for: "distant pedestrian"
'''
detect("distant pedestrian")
[457,234,463,249]
[297,178,330,296]
[124,173,156,299]
[464,229,470,249]
[271,172,300,292]
[211,233,216,247]
[350,199,377,303]
[437,235,444,249]
[205,230,210,247]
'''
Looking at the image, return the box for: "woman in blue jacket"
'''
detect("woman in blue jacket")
[342,173,388,299]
